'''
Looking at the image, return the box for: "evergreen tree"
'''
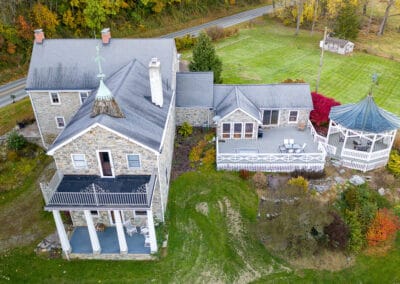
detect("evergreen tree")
[189,33,222,83]
[333,0,360,40]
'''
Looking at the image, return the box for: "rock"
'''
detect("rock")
[334,176,345,184]
[349,175,365,186]
[162,240,168,248]
[378,187,385,196]
[332,160,342,168]
[339,169,346,175]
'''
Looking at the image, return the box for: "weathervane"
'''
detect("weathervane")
[95,44,105,80]
[369,73,379,96]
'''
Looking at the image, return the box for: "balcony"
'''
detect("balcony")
[41,173,156,210]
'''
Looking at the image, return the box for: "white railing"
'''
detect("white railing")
[307,120,327,144]
[48,192,149,206]
[40,170,64,204]
[342,148,391,161]
[324,143,337,155]
[217,152,326,164]
[342,159,388,173]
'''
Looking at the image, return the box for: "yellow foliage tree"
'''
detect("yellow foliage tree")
[32,3,59,35]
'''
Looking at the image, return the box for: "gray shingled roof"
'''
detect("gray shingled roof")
[176,72,214,107]
[214,84,313,109]
[329,96,400,133]
[324,37,353,48]
[216,86,261,121]
[27,38,175,90]
[48,59,173,153]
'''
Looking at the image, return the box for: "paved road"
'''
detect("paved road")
[0,4,273,108]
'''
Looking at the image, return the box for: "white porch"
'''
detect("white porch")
[216,126,326,172]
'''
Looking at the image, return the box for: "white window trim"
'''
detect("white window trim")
[288,110,299,123]
[126,154,141,169]
[79,92,89,104]
[222,122,231,139]
[96,150,115,178]
[244,122,254,139]
[71,154,87,169]
[55,116,65,129]
[49,92,61,105]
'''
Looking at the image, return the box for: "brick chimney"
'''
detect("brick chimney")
[34,29,44,44]
[149,58,163,107]
[101,28,111,45]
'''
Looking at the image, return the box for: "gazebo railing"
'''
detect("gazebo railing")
[342,148,391,162]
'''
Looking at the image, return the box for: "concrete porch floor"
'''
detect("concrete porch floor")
[70,226,150,254]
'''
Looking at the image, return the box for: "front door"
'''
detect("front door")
[108,210,125,226]
[98,151,113,177]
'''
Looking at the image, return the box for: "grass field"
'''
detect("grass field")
[0,98,34,136]
[1,169,400,282]
[183,18,400,115]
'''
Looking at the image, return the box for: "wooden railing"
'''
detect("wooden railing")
[342,148,391,162]
[307,120,327,144]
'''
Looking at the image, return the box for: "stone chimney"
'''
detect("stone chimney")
[149,58,163,107]
[101,28,111,45]
[34,29,45,44]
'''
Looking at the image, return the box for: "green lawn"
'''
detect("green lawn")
[1,169,400,282]
[184,19,400,115]
[0,98,34,136]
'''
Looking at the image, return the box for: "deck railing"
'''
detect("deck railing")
[341,159,388,172]
[45,173,157,208]
[342,148,391,162]
[307,120,327,144]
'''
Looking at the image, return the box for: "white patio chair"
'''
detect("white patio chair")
[124,221,137,237]
[284,139,290,147]
[289,139,294,145]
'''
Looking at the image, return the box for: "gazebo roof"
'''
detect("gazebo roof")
[329,95,400,133]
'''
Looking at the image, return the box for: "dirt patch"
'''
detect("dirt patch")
[195,202,209,216]
[289,250,354,271]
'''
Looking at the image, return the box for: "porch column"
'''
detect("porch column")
[147,209,158,253]
[113,210,128,254]
[53,210,71,254]
[83,210,101,254]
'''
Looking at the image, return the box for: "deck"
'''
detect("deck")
[217,127,326,172]
[41,174,156,210]
[70,226,150,255]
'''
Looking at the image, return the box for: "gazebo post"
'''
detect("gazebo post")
[341,128,350,155]
[368,134,377,161]
[326,120,333,143]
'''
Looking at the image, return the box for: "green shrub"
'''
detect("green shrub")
[189,140,207,163]
[345,209,364,253]
[7,130,26,151]
[388,150,400,177]
[178,122,193,138]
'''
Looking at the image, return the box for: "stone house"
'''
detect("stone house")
[319,36,354,55]
[30,29,178,259]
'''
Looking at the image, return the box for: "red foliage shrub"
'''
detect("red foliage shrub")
[310,92,341,126]
[366,208,400,246]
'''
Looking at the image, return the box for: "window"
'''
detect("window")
[80,92,89,104]
[263,110,279,125]
[71,154,87,169]
[222,123,231,139]
[127,154,141,169]
[90,210,99,216]
[135,211,147,216]
[55,116,65,128]
[289,111,298,123]
[245,123,253,138]
[233,123,242,138]
[50,92,60,104]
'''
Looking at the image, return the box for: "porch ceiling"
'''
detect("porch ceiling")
[218,127,319,154]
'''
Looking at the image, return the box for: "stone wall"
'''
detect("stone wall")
[71,210,150,227]
[29,91,85,148]
[217,109,259,139]
[52,126,157,176]
[176,107,214,126]
[277,109,310,127]
[155,96,176,221]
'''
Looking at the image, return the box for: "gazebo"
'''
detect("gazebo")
[325,95,400,172]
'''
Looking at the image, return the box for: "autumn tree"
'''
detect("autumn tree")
[366,208,400,246]
[309,92,341,126]
[189,33,223,83]
[32,3,59,35]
